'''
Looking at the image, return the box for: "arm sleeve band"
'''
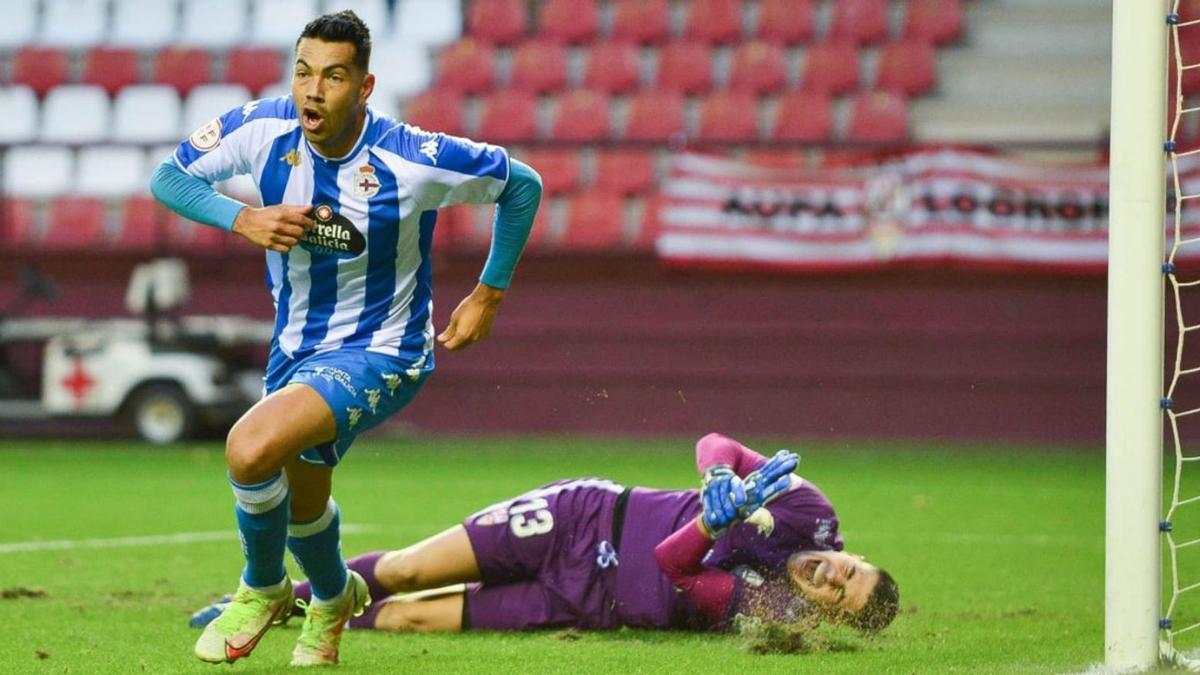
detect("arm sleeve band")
[149,158,248,232]
[479,157,542,290]
[696,433,769,478]
[653,519,737,623]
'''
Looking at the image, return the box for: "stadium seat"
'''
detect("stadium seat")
[563,193,626,251]
[3,146,73,198]
[224,48,283,95]
[592,150,656,195]
[448,200,554,252]
[11,47,70,98]
[40,85,111,144]
[696,91,761,143]
[467,0,527,45]
[437,39,496,94]
[477,91,539,143]
[729,41,788,94]
[624,91,685,142]
[402,90,465,136]
[0,1,38,49]
[215,174,259,203]
[742,149,807,169]
[116,196,168,253]
[76,146,146,198]
[181,84,251,137]
[770,92,834,142]
[631,194,663,252]
[154,48,213,96]
[180,0,248,48]
[509,40,568,93]
[584,41,641,94]
[320,0,389,38]
[656,42,715,94]
[683,0,743,45]
[43,197,108,251]
[0,198,38,249]
[539,0,599,44]
[755,0,814,45]
[611,0,671,44]
[113,85,183,144]
[82,48,142,97]
[550,90,611,142]
[0,87,40,145]
[370,40,434,108]
[516,148,580,196]
[800,42,860,94]
[41,0,107,48]
[847,91,910,142]
[903,0,963,46]
[875,41,937,97]
[394,0,462,47]
[829,0,890,45]
[250,0,319,47]
[111,0,178,48]
[173,219,229,253]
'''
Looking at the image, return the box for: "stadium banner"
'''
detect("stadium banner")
[656,149,1198,273]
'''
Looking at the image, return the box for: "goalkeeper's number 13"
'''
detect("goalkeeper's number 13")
[510,498,554,538]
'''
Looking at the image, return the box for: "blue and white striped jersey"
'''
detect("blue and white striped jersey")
[173,96,510,365]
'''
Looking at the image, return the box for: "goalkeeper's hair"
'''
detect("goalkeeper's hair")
[298,10,372,71]
[847,569,899,634]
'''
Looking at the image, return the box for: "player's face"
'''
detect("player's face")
[292,38,374,154]
[786,550,879,620]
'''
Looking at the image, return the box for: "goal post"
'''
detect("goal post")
[1106,0,1168,670]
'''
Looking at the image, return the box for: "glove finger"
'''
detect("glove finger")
[763,474,792,500]
[730,478,747,509]
[716,479,732,521]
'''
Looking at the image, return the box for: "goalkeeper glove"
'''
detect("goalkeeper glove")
[738,450,799,519]
[701,465,747,537]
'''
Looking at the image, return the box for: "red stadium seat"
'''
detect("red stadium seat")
[11,47,70,98]
[509,40,568,93]
[904,0,963,45]
[539,0,599,44]
[770,92,834,142]
[563,193,626,251]
[593,150,656,195]
[683,0,743,45]
[875,41,937,97]
[153,48,213,96]
[742,149,807,169]
[656,42,714,94]
[467,0,527,45]
[116,196,168,253]
[225,48,283,95]
[755,0,815,45]
[584,41,641,94]
[478,91,539,143]
[847,91,910,142]
[550,89,611,142]
[517,148,581,196]
[696,91,760,143]
[612,0,671,44]
[82,48,141,97]
[403,90,465,136]
[44,197,107,251]
[0,199,37,248]
[437,39,496,94]
[729,41,788,95]
[829,0,890,45]
[624,91,685,142]
[801,42,860,94]
[449,201,554,252]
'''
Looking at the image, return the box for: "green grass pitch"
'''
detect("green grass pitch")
[0,437,1113,673]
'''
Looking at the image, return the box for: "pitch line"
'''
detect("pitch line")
[0,524,379,555]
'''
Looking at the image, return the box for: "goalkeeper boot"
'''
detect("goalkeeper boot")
[290,571,371,667]
[194,578,294,664]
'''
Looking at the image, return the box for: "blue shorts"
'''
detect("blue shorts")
[264,345,431,467]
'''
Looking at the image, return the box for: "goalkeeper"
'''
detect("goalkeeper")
[191,433,900,635]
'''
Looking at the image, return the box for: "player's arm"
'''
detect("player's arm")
[653,517,738,623]
[696,433,771,477]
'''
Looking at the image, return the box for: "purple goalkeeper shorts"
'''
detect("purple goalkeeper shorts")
[461,478,629,631]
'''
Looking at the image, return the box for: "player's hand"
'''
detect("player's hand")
[738,450,799,518]
[438,282,506,351]
[232,205,315,253]
[701,465,747,537]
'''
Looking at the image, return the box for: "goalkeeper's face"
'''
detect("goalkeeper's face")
[292,38,375,153]
[786,550,878,619]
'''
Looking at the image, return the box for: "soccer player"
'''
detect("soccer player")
[192,433,901,636]
[149,11,543,666]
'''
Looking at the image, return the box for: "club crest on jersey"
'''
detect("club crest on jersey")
[354,165,381,199]
[346,407,363,430]
[188,118,222,151]
[280,148,302,167]
[299,204,367,259]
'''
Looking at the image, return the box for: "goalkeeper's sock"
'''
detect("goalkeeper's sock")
[287,499,348,601]
[230,472,290,590]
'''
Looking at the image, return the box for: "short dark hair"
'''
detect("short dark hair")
[297,10,372,71]
[848,569,899,633]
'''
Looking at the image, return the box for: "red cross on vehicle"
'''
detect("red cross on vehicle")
[61,357,95,408]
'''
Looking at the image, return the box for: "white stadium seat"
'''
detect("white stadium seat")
[3,146,75,198]
[181,84,252,138]
[40,85,111,144]
[321,0,390,38]
[369,40,432,110]
[251,0,319,47]
[113,85,182,144]
[0,86,40,145]
[111,0,179,48]
[394,0,461,48]
[0,0,37,49]
[215,174,260,204]
[76,146,147,197]
[180,0,248,48]
[145,144,181,180]
[40,0,108,48]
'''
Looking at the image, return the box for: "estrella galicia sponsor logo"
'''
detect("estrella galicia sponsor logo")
[300,204,366,259]
[312,366,358,397]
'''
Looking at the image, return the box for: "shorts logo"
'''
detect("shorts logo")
[188,118,222,151]
[365,388,381,414]
[312,366,358,397]
[300,204,367,259]
[353,165,381,199]
[381,373,402,396]
[595,540,619,569]
[474,508,509,526]
[346,407,363,430]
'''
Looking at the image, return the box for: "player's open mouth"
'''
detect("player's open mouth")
[800,558,822,585]
[302,108,325,131]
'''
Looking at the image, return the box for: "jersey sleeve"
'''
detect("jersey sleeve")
[653,519,738,624]
[405,129,510,210]
[172,97,296,184]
